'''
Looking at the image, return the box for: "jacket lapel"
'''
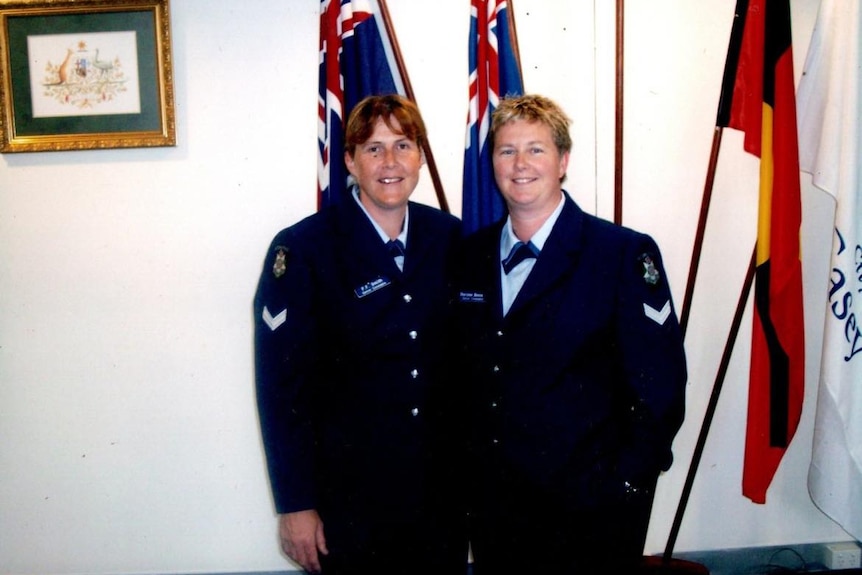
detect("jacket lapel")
[333,198,402,279]
[506,194,584,317]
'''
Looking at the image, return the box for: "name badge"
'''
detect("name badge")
[355,276,392,298]
[459,291,485,303]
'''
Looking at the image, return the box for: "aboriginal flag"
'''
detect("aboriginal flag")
[717,0,805,504]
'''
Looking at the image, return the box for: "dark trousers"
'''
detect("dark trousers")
[318,502,469,575]
[470,466,656,575]
[320,548,469,575]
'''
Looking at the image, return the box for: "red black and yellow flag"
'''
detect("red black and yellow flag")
[717,0,805,503]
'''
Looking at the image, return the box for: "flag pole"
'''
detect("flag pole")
[507,0,524,80]
[377,0,449,213]
[664,246,756,559]
[680,0,747,335]
[679,126,725,337]
[614,0,624,225]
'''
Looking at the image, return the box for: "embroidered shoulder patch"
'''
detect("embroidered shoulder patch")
[638,252,661,286]
[272,246,289,278]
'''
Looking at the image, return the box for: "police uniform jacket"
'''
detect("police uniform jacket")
[457,191,688,509]
[253,195,463,552]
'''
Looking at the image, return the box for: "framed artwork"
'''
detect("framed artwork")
[0,0,175,152]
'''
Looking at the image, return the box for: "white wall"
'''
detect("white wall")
[0,1,853,574]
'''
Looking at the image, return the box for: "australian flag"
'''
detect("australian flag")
[318,0,406,209]
[462,0,523,234]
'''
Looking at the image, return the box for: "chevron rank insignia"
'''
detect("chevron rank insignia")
[643,300,671,325]
[262,306,287,331]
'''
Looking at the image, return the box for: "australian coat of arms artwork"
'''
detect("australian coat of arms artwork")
[42,41,127,109]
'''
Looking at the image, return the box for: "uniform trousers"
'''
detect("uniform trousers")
[470,458,656,575]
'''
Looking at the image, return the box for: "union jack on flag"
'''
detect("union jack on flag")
[462,0,523,234]
[318,0,406,209]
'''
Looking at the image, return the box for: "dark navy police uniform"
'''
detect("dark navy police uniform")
[254,195,467,575]
[457,192,688,575]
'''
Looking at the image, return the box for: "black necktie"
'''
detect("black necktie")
[502,241,539,274]
[386,239,405,258]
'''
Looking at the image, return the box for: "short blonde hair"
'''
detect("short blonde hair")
[490,94,572,155]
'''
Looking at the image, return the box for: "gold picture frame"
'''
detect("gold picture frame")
[0,0,175,152]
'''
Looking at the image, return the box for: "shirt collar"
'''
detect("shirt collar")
[352,186,409,246]
[500,192,565,258]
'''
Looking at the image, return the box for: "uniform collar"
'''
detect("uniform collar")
[351,186,409,246]
[500,192,565,260]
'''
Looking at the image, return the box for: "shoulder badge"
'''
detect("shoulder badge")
[638,252,660,286]
[272,246,289,278]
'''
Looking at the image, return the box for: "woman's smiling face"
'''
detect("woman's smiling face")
[345,116,424,215]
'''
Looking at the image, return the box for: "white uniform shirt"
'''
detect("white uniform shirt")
[353,187,409,271]
[500,192,565,315]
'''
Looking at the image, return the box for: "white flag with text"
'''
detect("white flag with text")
[797,0,862,541]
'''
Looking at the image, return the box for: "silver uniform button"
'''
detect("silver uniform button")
[497,330,504,337]
[411,369,419,378]
[403,294,413,303]
[411,407,420,416]
[492,365,500,373]
[408,330,418,339]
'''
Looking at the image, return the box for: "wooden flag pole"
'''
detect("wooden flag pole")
[377,0,449,213]
[647,2,744,567]
[614,0,624,225]
[614,5,708,570]
[679,126,725,337]
[663,246,756,560]
[507,0,524,81]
